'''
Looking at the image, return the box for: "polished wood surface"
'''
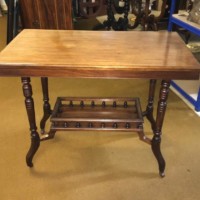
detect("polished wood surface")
[0,29,200,79]
[19,0,73,30]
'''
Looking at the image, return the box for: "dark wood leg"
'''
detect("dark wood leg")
[21,77,40,167]
[152,79,171,177]
[40,77,52,134]
[143,79,157,130]
[40,130,56,141]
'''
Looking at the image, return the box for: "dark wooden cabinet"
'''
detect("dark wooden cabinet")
[19,0,73,29]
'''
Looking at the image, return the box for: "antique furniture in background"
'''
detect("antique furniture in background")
[18,0,73,29]
[93,0,171,31]
[6,0,73,43]
[78,0,107,18]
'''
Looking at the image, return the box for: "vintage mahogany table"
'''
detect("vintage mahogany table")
[0,30,199,177]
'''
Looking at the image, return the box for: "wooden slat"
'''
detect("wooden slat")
[37,0,57,29]
[19,0,73,30]
[56,0,66,29]
[19,0,40,28]
[62,0,73,30]
[54,111,139,122]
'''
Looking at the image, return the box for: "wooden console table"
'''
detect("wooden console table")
[0,30,199,177]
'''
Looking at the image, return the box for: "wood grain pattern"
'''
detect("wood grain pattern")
[19,0,73,29]
[37,0,57,29]
[0,29,200,79]
[19,0,40,28]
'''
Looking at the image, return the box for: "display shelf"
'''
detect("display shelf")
[168,0,200,112]
[50,97,144,132]
[168,12,200,35]
[171,80,200,113]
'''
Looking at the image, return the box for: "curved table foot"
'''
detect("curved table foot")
[151,135,165,177]
[40,130,56,141]
[40,111,51,134]
[26,131,40,167]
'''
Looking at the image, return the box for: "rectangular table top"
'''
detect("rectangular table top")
[0,29,200,80]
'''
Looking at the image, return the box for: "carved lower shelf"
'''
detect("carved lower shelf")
[50,97,144,132]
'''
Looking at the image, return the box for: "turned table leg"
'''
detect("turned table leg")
[143,79,157,130]
[40,77,52,134]
[21,77,40,167]
[152,79,171,177]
